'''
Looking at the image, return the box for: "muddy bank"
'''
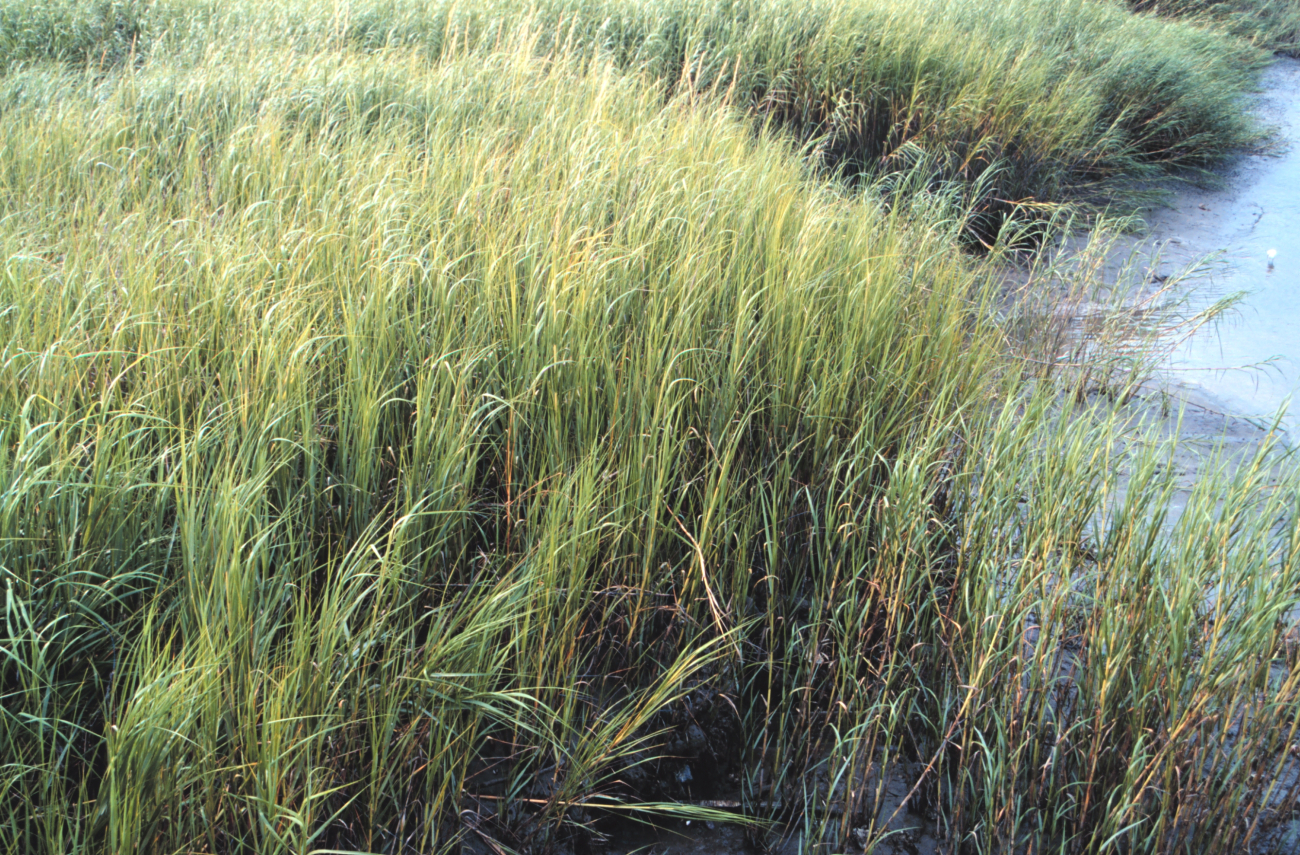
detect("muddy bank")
[1003,54,1300,531]
[1135,56,1300,439]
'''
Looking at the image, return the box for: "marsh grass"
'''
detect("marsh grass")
[0,9,1298,855]
[1128,0,1300,54]
[0,0,1274,227]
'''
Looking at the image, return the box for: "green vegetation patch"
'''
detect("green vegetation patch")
[1128,0,1300,54]
[0,0,1274,219]
[1,5,1298,855]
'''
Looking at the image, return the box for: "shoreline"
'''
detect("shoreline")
[1116,55,1300,445]
[1105,54,1300,531]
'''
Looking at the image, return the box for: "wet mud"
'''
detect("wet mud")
[1141,57,1300,439]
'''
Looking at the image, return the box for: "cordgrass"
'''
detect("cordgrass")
[1127,0,1300,54]
[1,6,1298,855]
[0,0,1274,225]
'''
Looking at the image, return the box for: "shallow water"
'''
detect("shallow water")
[1160,58,1300,438]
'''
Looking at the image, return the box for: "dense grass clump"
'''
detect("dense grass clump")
[0,0,1273,224]
[1128,0,1300,54]
[0,0,149,68]
[2,30,1300,854]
